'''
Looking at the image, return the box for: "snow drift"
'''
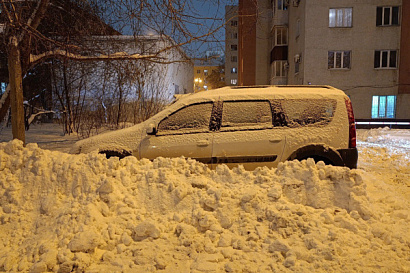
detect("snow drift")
[0,138,408,272]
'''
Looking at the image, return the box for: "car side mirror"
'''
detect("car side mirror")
[146,124,157,135]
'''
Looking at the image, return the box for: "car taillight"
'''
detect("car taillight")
[344,97,356,148]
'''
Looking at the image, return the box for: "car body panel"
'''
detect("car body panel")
[70,85,357,169]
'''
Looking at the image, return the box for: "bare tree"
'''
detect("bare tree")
[0,0,234,144]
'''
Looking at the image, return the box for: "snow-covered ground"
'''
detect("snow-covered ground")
[0,125,409,272]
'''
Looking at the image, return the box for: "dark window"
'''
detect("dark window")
[374,50,397,68]
[231,44,238,51]
[376,6,400,26]
[158,103,213,134]
[328,51,352,69]
[231,20,238,27]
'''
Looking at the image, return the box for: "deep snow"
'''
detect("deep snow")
[0,126,409,272]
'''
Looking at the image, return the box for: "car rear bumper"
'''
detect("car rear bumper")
[337,148,358,169]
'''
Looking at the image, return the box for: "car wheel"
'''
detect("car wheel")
[100,150,132,159]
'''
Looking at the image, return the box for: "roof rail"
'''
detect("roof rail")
[230,85,335,90]
[274,85,335,89]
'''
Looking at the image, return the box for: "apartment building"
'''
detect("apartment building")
[236,0,410,119]
[225,6,239,86]
[194,51,225,92]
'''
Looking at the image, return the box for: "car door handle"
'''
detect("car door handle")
[269,139,282,143]
[197,140,210,147]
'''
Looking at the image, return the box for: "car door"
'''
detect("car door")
[211,100,286,170]
[139,102,214,164]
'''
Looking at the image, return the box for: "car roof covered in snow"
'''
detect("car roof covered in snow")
[177,85,346,105]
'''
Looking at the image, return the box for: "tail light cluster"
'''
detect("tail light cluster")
[344,97,356,148]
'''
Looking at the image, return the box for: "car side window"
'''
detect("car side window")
[157,102,213,135]
[221,101,273,131]
[282,99,337,127]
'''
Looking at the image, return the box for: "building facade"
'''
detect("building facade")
[236,0,410,119]
[225,6,239,86]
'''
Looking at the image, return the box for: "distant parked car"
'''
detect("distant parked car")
[70,85,358,169]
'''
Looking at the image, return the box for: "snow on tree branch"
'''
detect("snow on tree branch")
[29,49,190,67]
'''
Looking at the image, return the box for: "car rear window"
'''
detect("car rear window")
[157,102,213,134]
[281,99,337,127]
[221,101,272,130]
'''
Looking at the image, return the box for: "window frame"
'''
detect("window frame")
[230,44,238,51]
[329,7,353,28]
[371,95,396,118]
[296,19,300,38]
[277,0,288,11]
[328,50,351,70]
[374,50,397,69]
[274,27,288,46]
[273,60,287,77]
[376,6,400,26]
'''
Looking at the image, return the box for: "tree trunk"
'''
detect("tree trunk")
[8,36,25,144]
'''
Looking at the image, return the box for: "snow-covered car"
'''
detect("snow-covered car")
[70,85,358,169]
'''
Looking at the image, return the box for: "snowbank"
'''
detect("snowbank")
[0,139,409,272]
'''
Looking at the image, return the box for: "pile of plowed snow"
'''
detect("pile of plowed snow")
[0,139,409,272]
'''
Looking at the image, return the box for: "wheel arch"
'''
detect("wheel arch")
[286,144,344,166]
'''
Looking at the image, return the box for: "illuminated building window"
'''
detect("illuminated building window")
[372,96,396,118]
[329,8,352,27]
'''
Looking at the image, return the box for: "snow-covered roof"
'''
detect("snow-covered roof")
[176,85,346,104]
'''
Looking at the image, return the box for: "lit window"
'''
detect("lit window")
[204,69,208,76]
[374,50,397,68]
[372,96,396,118]
[328,51,351,69]
[377,6,399,26]
[275,27,288,46]
[231,44,238,51]
[231,79,237,85]
[329,8,352,27]
[231,68,237,74]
